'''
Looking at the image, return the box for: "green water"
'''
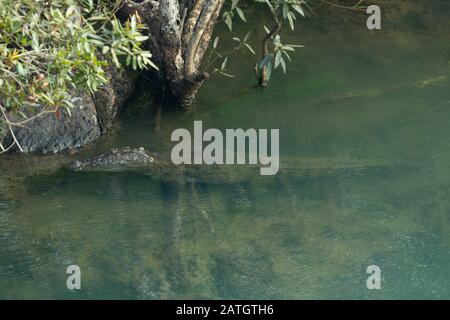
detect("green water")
[1,3,450,299]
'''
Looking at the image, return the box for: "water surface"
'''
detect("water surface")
[0,2,449,299]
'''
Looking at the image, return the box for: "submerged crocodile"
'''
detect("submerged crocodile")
[69,147,391,184]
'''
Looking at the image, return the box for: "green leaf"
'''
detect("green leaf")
[275,51,282,69]
[65,106,72,117]
[219,71,236,78]
[16,62,26,76]
[111,49,120,67]
[39,93,55,105]
[282,50,291,61]
[235,7,246,22]
[224,13,233,31]
[244,43,256,55]
[280,58,286,74]
[146,59,159,70]
[66,5,77,18]
[293,4,305,17]
[64,99,75,110]
[135,36,149,42]
[131,15,137,33]
[213,36,219,49]
[243,31,252,43]
[18,110,28,119]
[221,56,228,71]
[273,35,281,46]
[283,4,289,19]
[282,45,296,51]
[31,31,39,51]
[288,12,295,30]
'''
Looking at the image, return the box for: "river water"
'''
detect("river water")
[0,2,449,299]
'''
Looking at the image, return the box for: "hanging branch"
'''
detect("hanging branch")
[255,0,283,87]
[320,0,368,13]
[0,104,24,153]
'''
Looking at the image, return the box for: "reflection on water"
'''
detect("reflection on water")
[1,1,450,299]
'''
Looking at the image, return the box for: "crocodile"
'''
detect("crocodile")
[68,146,391,184]
[67,146,393,253]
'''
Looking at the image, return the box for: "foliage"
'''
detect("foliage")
[217,0,367,83]
[0,0,155,152]
[203,31,256,78]
[215,0,309,83]
[0,0,371,152]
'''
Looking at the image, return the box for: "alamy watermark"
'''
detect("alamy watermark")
[66,265,81,290]
[366,5,381,30]
[63,263,381,292]
[170,121,280,175]
[366,265,382,290]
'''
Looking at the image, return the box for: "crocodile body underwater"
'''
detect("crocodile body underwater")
[68,147,391,184]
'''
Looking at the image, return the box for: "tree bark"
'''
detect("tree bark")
[122,0,225,106]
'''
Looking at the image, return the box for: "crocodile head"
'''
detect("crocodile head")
[69,147,159,172]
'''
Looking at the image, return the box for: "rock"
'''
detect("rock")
[93,65,134,134]
[2,66,134,154]
[3,93,100,154]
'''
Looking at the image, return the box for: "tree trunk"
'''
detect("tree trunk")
[122,0,225,106]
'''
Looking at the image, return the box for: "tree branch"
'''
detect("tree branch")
[320,0,367,12]
[182,0,205,47]
[176,71,209,105]
[261,0,282,58]
[193,0,225,70]
[159,0,184,79]
[184,0,223,77]
[0,105,24,153]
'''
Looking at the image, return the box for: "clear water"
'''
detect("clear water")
[1,2,449,299]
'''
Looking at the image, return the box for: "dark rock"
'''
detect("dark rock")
[93,65,134,134]
[2,66,134,154]
[4,93,100,154]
